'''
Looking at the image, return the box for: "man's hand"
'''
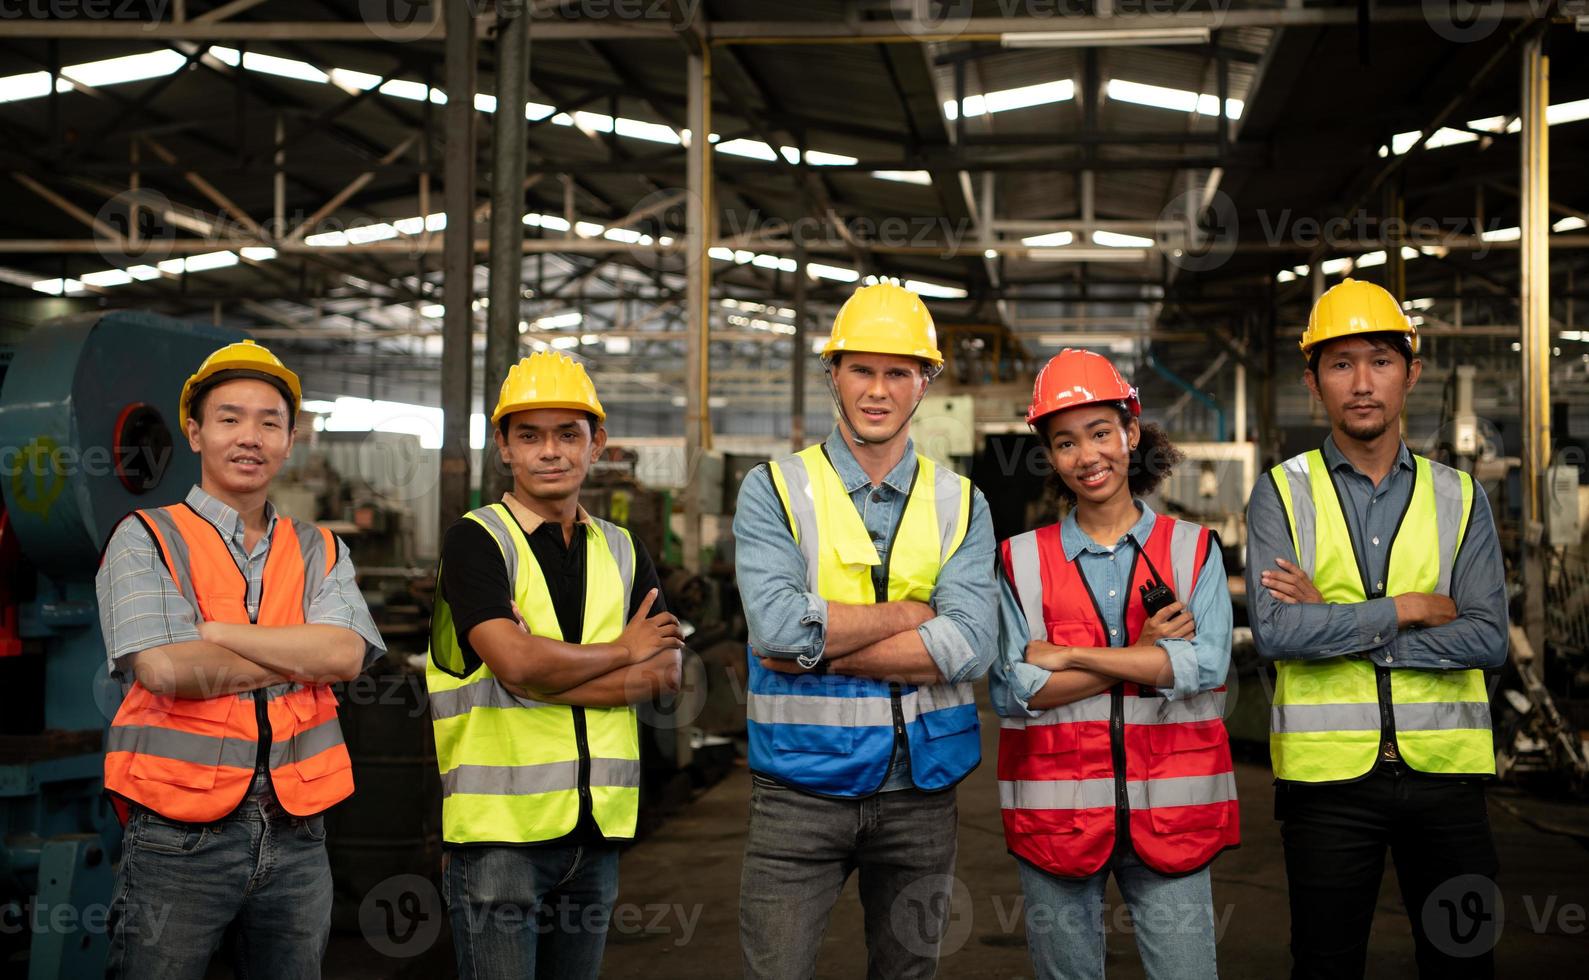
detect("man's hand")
[1136,602,1196,646]
[1393,593,1458,628]
[617,588,684,664]
[1260,558,1324,605]
[1024,640,1074,671]
[756,655,809,675]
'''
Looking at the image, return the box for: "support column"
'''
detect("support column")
[1520,35,1550,657]
[683,46,713,572]
[791,237,808,452]
[440,0,477,526]
[482,0,529,504]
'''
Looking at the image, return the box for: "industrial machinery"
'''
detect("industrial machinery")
[0,311,238,979]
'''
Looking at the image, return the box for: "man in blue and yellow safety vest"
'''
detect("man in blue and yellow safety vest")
[734,282,999,977]
[427,351,683,979]
[1245,278,1509,980]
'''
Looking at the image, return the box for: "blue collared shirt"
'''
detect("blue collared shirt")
[990,500,1233,718]
[1245,435,1508,670]
[733,427,999,790]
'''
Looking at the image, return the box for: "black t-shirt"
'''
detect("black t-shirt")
[437,512,667,847]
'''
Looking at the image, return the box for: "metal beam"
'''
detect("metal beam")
[1519,34,1550,658]
[483,0,529,502]
[683,45,713,573]
[440,0,477,532]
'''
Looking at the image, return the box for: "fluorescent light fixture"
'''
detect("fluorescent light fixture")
[1319,257,1352,275]
[805,149,859,166]
[345,223,398,244]
[550,336,580,350]
[126,265,161,280]
[524,213,571,232]
[0,72,69,103]
[984,249,998,259]
[604,336,632,354]
[615,117,680,144]
[421,303,446,318]
[575,221,605,238]
[304,230,349,247]
[239,247,278,261]
[329,68,381,91]
[581,334,600,345]
[872,170,932,185]
[1481,225,1521,242]
[1026,247,1149,263]
[474,93,497,113]
[238,52,327,84]
[1021,231,1075,247]
[80,268,133,287]
[716,138,779,161]
[780,146,802,164]
[185,250,240,272]
[808,263,860,283]
[379,79,431,102]
[708,246,736,262]
[1554,216,1588,232]
[1002,27,1209,48]
[1106,78,1242,119]
[1355,250,1388,268]
[61,50,187,88]
[1276,269,1297,283]
[905,279,968,299]
[1092,230,1155,248]
[535,311,583,330]
[944,79,1074,121]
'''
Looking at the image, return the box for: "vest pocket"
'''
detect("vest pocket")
[129,733,223,790]
[1145,720,1232,833]
[919,704,978,740]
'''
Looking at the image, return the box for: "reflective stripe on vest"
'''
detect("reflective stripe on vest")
[102,505,352,822]
[997,513,1239,878]
[426,504,641,844]
[746,446,979,797]
[1267,450,1492,781]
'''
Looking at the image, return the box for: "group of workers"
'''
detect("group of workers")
[92,274,1507,980]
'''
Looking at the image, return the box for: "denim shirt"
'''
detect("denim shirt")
[990,500,1233,718]
[1244,435,1508,670]
[733,427,999,789]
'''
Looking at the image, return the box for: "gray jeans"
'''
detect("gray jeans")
[739,775,959,980]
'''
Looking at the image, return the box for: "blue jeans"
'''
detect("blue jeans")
[1016,851,1219,980]
[442,843,620,980]
[106,776,332,980]
[740,776,960,980]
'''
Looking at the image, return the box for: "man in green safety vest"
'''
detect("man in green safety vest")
[426,351,683,979]
[1245,278,1509,980]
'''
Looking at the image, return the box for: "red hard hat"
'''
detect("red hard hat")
[1026,348,1141,426]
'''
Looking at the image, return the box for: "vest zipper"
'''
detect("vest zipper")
[573,706,593,829]
[890,682,906,742]
[1110,684,1128,844]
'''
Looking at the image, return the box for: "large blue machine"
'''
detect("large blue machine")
[0,311,239,978]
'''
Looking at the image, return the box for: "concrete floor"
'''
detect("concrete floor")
[599,702,1589,979]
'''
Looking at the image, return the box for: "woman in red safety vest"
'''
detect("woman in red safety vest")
[991,349,1239,980]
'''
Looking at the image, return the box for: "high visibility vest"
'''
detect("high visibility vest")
[1267,449,1493,782]
[427,504,641,844]
[999,513,1239,878]
[103,504,354,822]
[746,445,980,798]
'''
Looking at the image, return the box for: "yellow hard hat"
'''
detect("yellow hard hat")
[821,282,943,368]
[491,350,605,426]
[178,338,302,430]
[1300,277,1420,357]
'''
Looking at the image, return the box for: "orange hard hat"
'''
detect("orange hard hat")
[1026,348,1140,426]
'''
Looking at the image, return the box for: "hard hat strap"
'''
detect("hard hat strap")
[823,363,928,448]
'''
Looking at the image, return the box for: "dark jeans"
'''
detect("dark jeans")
[106,777,332,980]
[739,775,960,980]
[1277,763,1500,980]
[442,843,620,980]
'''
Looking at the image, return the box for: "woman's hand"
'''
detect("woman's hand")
[1135,602,1196,647]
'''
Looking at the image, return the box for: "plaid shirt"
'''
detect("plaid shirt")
[96,485,385,676]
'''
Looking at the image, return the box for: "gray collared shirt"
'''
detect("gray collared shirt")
[96,485,386,676]
[1244,435,1507,670]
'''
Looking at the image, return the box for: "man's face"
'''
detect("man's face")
[1305,336,1420,443]
[830,352,928,445]
[184,378,294,496]
[496,408,606,503]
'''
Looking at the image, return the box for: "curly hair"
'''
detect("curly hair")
[1040,402,1186,507]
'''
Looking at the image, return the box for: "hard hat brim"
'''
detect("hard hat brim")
[491,401,607,427]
